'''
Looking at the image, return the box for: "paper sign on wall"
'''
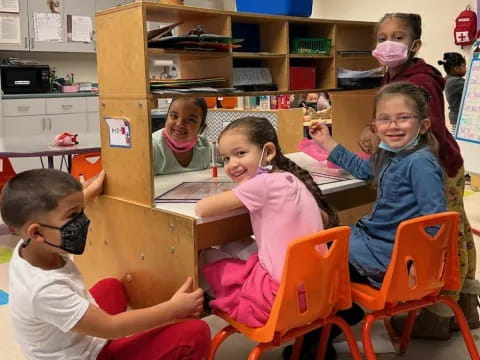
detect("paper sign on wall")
[0,0,19,13]
[33,12,62,42]
[0,14,20,44]
[105,117,131,148]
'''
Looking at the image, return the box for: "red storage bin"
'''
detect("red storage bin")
[290,67,316,90]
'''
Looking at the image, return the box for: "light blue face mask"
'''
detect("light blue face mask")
[378,121,423,153]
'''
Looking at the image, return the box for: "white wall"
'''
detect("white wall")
[312,0,477,74]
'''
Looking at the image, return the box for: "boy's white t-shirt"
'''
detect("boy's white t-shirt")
[9,241,107,360]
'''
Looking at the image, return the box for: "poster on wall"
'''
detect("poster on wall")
[0,14,20,44]
[0,0,19,13]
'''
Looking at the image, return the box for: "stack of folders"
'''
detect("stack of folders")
[150,77,227,93]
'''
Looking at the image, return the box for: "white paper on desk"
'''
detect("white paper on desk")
[0,14,20,44]
[71,15,92,42]
[105,117,131,148]
[33,12,62,42]
[0,0,19,13]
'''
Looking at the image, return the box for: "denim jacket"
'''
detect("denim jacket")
[328,145,446,287]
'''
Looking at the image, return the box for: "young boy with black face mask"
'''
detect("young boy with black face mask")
[2,169,210,360]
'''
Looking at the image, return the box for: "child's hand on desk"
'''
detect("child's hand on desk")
[309,121,338,153]
[82,170,106,204]
[169,277,204,319]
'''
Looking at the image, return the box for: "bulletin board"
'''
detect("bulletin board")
[455,55,480,175]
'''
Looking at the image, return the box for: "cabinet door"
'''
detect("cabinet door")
[63,0,96,53]
[3,115,45,137]
[87,112,100,134]
[48,113,88,135]
[0,0,29,51]
[28,0,95,53]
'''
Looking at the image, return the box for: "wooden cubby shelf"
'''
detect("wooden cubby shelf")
[79,2,379,308]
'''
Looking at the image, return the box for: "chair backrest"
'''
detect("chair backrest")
[380,212,460,305]
[71,152,102,181]
[0,157,16,192]
[265,226,352,334]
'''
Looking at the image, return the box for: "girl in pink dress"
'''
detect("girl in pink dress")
[195,117,338,328]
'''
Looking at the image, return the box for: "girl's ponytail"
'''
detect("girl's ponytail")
[275,153,339,228]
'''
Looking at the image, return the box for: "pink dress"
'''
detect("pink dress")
[203,172,325,327]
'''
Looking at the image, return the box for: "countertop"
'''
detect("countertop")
[2,92,98,99]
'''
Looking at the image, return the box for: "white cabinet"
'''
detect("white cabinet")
[3,115,45,137]
[49,113,88,134]
[0,0,96,52]
[1,96,99,172]
[86,97,100,133]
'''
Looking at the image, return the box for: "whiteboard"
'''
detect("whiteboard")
[455,55,480,175]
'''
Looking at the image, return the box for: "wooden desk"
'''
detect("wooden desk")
[77,153,374,308]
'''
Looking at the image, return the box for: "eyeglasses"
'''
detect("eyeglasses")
[374,114,417,127]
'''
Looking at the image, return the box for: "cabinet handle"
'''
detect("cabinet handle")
[48,118,52,131]
[17,105,30,112]
[42,118,46,131]
[61,104,73,110]
[31,37,34,49]
[24,36,28,49]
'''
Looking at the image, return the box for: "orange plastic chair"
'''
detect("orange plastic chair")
[70,152,102,181]
[351,212,480,360]
[0,157,16,193]
[208,226,363,360]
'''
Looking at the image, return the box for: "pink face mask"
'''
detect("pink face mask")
[372,41,409,68]
[163,129,198,153]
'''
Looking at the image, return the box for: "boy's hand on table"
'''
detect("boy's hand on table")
[169,277,204,319]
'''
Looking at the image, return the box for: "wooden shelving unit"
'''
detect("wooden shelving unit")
[77,2,378,308]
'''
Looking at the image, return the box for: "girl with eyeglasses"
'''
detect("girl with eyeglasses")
[283,82,447,359]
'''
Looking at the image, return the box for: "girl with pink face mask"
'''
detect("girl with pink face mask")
[152,98,212,175]
[367,13,478,341]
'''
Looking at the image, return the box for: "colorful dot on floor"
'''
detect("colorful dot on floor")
[0,248,13,264]
[0,289,8,306]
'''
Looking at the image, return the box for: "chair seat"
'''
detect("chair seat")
[215,310,282,343]
[351,282,385,311]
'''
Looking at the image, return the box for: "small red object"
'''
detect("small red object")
[53,132,78,146]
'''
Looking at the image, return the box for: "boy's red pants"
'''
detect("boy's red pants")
[90,278,211,360]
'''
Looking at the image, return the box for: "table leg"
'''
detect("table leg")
[68,155,72,173]
[47,156,54,169]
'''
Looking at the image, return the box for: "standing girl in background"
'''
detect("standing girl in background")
[438,52,467,134]
[359,13,478,338]
[152,98,212,175]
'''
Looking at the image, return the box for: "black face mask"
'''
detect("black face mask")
[305,101,317,110]
[23,211,91,255]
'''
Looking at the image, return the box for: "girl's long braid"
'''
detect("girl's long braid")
[221,116,339,228]
[274,152,339,228]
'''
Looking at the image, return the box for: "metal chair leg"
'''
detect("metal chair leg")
[439,296,480,360]
[208,325,237,360]
[361,313,378,360]
[399,309,418,354]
